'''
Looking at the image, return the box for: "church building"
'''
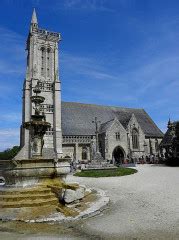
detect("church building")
[15,10,163,164]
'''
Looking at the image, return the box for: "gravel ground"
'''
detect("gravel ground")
[1,165,179,239]
[66,165,179,239]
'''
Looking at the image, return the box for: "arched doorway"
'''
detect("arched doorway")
[113,146,125,165]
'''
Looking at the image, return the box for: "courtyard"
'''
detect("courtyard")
[1,165,179,239]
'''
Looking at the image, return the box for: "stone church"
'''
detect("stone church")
[15,10,163,164]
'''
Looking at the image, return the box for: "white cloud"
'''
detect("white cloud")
[61,44,179,132]
[0,113,21,123]
[53,0,114,12]
[0,27,25,103]
[61,51,179,106]
[0,27,25,75]
[61,52,122,83]
[0,128,20,151]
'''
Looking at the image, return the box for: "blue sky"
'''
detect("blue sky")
[0,0,179,151]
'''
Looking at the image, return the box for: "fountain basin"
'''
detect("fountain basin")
[1,158,71,187]
[30,95,45,104]
[23,121,51,128]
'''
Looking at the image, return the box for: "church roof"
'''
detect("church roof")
[160,121,179,146]
[61,101,164,138]
[99,119,115,133]
[160,129,172,146]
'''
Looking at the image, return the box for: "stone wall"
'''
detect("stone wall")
[105,119,128,160]
[61,115,162,163]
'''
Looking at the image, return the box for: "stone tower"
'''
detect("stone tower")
[15,9,63,159]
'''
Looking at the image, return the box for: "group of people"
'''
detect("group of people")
[70,154,164,171]
[123,154,162,165]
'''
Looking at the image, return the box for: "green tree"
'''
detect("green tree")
[0,146,20,160]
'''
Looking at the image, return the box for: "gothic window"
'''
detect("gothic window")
[115,132,120,140]
[41,47,45,76]
[144,140,148,152]
[82,146,88,160]
[155,139,159,152]
[47,48,51,78]
[132,128,139,149]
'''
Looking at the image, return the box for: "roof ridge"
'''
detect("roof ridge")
[62,101,144,111]
[100,118,115,126]
[141,109,164,135]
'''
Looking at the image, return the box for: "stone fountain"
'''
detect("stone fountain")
[0,82,95,222]
[24,82,51,158]
[0,81,70,187]
[0,9,109,221]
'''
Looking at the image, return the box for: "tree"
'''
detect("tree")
[0,146,20,160]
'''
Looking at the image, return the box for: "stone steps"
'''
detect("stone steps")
[0,186,59,208]
[84,166,117,170]
[0,197,58,208]
[0,192,55,202]
[0,187,51,195]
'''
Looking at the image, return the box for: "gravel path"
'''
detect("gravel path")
[66,165,179,239]
[1,165,178,239]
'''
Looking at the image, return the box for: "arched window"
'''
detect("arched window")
[115,132,120,140]
[155,139,159,152]
[82,146,88,160]
[41,47,45,76]
[47,48,51,78]
[132,128,139,149]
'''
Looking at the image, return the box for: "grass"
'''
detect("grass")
[74,167,137,178]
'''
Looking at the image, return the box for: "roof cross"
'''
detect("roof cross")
[92,117,101,153]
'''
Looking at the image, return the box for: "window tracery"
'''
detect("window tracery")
[132,128,139,149]
[155,139,159,152]
[47,48,51,78]
[40,46,52,78]
[41,47,45,76]
[115,132,120,140]
[82,146,88,160]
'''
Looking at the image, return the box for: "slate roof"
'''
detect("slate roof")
[160,129,173,146]
[61,101,164,138]
[99,119,115,133]
[160,121,179,146]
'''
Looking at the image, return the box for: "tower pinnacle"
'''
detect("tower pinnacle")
[31,8,38,24]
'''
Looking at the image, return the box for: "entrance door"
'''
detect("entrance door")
[113,146,125,165]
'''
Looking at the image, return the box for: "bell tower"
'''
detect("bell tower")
[16,9,63,159]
